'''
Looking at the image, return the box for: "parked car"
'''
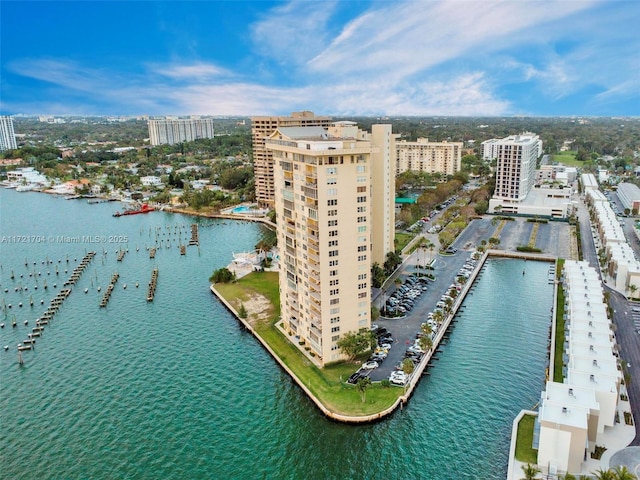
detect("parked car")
[361,361,379,370]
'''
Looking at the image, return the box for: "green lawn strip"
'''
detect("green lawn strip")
[528,223,540,248]
[514,414,538,464]
[395,232,415,252]
[216,272,401,417]
[553,259,566,383]
[552,151,584,167]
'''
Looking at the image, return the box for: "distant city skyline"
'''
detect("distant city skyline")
[1,1,638,117]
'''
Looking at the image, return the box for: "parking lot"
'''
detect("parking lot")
[348,245,481,386]
[349,214,575,387]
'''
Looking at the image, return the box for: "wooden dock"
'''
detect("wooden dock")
[146,269,158,302]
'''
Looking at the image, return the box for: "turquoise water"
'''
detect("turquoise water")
[0,189,553,479]
[231,205,252,213]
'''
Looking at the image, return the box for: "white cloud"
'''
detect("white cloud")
[251,1,339,66]
[149,63,231,80]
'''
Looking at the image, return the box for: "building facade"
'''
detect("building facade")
[395,138,462,176]
[148,117,215,146]
[251,111,332,208]
[488,132,543,213]
[0,116,17,151]
[267,124,392,365]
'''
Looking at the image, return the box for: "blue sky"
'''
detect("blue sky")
[1,1,639,117]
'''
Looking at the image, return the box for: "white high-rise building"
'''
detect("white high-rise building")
[148,117,215,146]
[489,132,543,213]
[267,122,395,365]
[0,116,17,151]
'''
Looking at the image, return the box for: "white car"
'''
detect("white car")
[361,361,379,370]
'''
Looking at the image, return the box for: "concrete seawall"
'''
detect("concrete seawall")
[211,250,556,423]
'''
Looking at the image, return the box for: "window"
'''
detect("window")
[329,260,338,267]
[328,210,337,216]
[327,178,337,185]
[357,245,367,252]
[357,186,366,193]
[357,175,367,183]
[358,283,367,289]
[358,226,367,232]
[330,270,338,276]
[331,326,340,333]
[329,230,338,237]
[328,240,338,247]
[356,165,366,173]
[330,317,340,324]
[330,289,339,296]
[330,307,340,314]
[357,216,366,223]
[357,206,366,213]
[326,167,337,175]
[357,255,367,261]
[357,196,366,203]
[327,188,337,196]
[332,335,340,342]
[358,292,367,298]
[329,279,339,286]
[330,298,340,305]
[328,219,337,227]
[329,250,338,257]
[328,199,337,206]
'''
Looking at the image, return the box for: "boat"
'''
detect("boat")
[113,203,154,217]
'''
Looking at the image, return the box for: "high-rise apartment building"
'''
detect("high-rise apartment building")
[251,111,331,208]
[267,122,394,365]
[148,117,215,146]
[489,132,543,212]
[0,116,17,151]
[395,138,462,176]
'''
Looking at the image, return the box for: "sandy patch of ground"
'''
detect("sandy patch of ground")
[237,293,272,326]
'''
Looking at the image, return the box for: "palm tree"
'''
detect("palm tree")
[521,463,541,480]
[612,465,637,480]
[419,335,433,352]
[592,468,616,480]
[420,322,433,337]
[559,473,576,480]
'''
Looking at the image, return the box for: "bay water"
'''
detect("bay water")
[0,189,552,479]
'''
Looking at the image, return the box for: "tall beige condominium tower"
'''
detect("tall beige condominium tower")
[395,138,462,176]
[268,123,393,365]
[251,111,331,208]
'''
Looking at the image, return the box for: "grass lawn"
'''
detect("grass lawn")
[553,259,565,383]
[395,232,415,252]
[214,272,402,417]
[552,151,585,168]
[515,414,538,464]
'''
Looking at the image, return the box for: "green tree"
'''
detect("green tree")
[401,358,415,375]
[592,469,616,480]
[418,335,433,352]
[337,329,374,361]
[356,377,372,403]
[209,267,235,283]
[238,303,248,319]
[559,473,577,480]
[612,465,637,480]
[520,463,541,480]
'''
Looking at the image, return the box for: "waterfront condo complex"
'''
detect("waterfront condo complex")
[148,117,215,146]
[0,116,17,151]
[251,111,332,209]
[395,137,462,176]
[266,122,395,364]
